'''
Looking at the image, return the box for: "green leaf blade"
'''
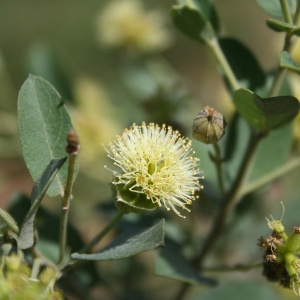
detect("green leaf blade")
[266,19,295,32]
[155,243,217,286]
[19,157,66,249]
[234,88,299,132]
[220,38,265,91]
[280,51,300,73]
[71,219,165,261]
[18,75,76,197]
[256,0,296,18]
[171,5,207,42]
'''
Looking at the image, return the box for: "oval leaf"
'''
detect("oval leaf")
[171,5,207,42]
[191,0,220,34]
[280,51,300,74]
[233,88,299,132]
[220,38,265,91]
[18,75,76,196]
[266,18,296,32]
[256,0,296,18]
[71,219,165,261]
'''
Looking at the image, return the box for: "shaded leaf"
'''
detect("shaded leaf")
[256,0,296,18]
[8,192,87,262]
[197,280,281,300]
[18,75,76,197]
[220,38,265,91]
[155,242,216,286]
[18,158,66,249]
[191,0,220,34]
[280,51,300,73]
[171,5,207,42]
[249,123,293,180]
[71,219,165,261]
[266,18,295,32]
[233,88,299,132]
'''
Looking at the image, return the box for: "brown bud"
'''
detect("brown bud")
[66,130,80,155]
[193,106,227,144]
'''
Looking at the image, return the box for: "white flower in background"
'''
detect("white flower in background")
[95,0,172,53]
[70,77,121,180]
[105,123,202,218]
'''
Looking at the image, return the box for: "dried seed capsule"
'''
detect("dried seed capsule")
[193,106,227,144]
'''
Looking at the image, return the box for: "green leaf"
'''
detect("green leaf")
[198,280,281,300]
[249,123,293,180]
[220,38,265,91]
[171,5,207,42]
[256,0,296,18]
[18,158,66,249]
[155,242,216,286]
[190,0,220,34]
[233,88,299,132]
[71,219,165,261]
[18,75,76,197]
[280,51,300,73]
[266,18,296,32]
[0,209,19,234]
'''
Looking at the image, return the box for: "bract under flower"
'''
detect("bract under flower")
[105,123,202,218]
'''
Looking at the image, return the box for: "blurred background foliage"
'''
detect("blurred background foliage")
[0,0,300,299]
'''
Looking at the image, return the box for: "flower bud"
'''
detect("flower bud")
[66,130,80,155]
[39,267,57,286]
[193,106,227,144]
[286,227,300,252]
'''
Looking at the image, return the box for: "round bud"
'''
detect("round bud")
[193,106,227,144]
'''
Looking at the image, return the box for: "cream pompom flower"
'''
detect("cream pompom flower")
[105,123,202,218]
[95,0,172,53]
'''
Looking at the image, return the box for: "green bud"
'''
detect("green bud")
[39,267,57,286]
[4,253,22,272]
[286,227,300,252]
[193,106,227,144]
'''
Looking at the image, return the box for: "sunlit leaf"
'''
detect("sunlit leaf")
[233,88,299,132]
[71,219,165,261]
[18,75,76,197]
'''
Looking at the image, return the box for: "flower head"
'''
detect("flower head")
[105,123,202,218]
[95,0,172,53]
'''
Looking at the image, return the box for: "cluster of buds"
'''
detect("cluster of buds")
[258,211,300,296]
[0,251,63,299]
